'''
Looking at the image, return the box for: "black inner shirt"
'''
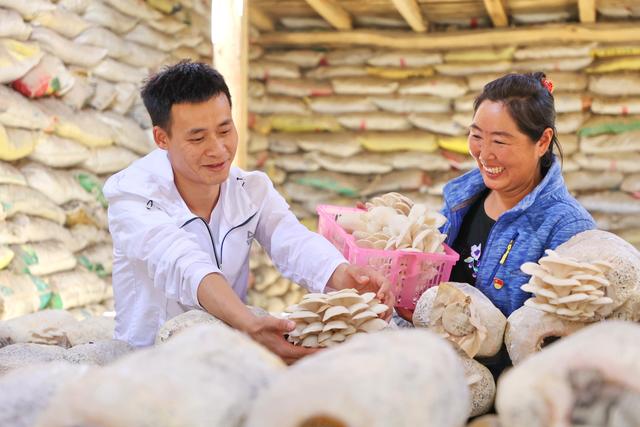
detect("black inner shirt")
[449,190,496,286]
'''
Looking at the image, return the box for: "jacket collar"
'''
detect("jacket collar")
[443,156,565,215]
[106,149,257,226]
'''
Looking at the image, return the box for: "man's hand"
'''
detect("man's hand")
[246,316,318,364]
[327,263,395,320]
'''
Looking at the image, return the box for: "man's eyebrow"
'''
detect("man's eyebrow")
[218,119,232,127]
[469,124,514,138]
[187,128,207,135]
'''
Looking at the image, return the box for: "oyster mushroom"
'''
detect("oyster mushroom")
[555,230,640,312]
[337,192,448,253]
[520,249,614,322]
[496,321,640,427]
[413,282,506,358]
[285,289,389,347]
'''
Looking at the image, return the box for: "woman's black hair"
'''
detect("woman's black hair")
[140,60,231,133]
[473,72,562,169]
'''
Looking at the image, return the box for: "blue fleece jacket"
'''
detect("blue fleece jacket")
[440,157,595,316]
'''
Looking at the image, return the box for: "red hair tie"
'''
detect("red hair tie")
[541,78,554,94]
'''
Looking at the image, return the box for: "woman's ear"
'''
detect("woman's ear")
[537,127,553,158]
[153,126,169,150]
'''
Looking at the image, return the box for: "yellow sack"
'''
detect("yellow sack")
[444,46,515,62]
[438,136,469,155]
[270,114,342,133]
[366,67,434,79]
[357,131,439,153]
[587,57,640,74]
[36,98,113,147]
[0,245,14,269]
[0,39,43,84]
[0,126,37,161]
[592,46,640,58]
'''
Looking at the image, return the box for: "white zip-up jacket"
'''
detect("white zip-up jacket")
[103,149,346,347]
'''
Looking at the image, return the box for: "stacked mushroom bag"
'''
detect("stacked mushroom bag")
[0,0,214,319]
[284,288,389,348]
[506,230,640,365]
[496,321,640,427]
[412,282,507,417]
[33,323,285,427]
[246,329,470,427]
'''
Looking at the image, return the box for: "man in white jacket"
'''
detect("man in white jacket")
[103,61,393,363]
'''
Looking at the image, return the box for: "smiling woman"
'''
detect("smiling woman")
[434,72,596,379]
[439,72,594,316]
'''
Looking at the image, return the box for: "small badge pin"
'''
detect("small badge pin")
[493,278,504,290]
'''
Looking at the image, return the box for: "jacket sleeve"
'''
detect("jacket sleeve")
[253,179,347,294]
[107,192,220,308]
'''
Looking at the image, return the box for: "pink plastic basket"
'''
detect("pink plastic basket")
[317,204,460,310]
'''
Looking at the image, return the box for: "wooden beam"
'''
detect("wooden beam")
[256,23,640,50]
[304,0,352,30]
[213,0,248,169]
[390,0,427,32]
[578,0,596,23]
[483,0,508,27]
[249,6,274,31]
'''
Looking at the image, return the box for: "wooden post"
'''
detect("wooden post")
[249,5,275,31]
[213,0,248,169]
[256,23,640,49]
[578,0,597,23]
[305,0,352,30]
[483,0,509,27]
[391,0,428,32]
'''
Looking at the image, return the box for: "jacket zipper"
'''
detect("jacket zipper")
[219,213,258,267]
[486,230,519,285]
[181,212,257,269]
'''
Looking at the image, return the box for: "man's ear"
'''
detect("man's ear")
[153,126,170,150]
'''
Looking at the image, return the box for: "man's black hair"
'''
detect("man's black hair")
[140,60,232,132]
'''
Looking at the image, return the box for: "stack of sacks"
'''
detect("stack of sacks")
[0,0,214,320]
[246,244,307,313]
[245,38,640,294]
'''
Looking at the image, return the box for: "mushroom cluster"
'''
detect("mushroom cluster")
[285,289,389,348]
[413,282,507,358]
[520,249,614,321]
[365,192,414,214]
[336,192,448,253]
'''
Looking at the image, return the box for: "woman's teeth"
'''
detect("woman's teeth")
[483,165,505,174]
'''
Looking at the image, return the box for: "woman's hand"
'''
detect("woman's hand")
[327,263,395,320]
